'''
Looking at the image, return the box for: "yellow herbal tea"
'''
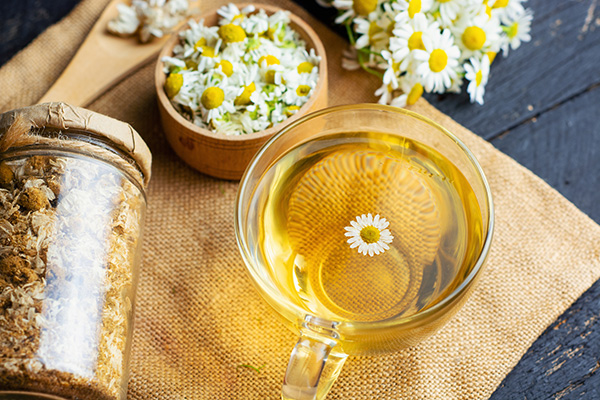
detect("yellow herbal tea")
[256,131,484,323]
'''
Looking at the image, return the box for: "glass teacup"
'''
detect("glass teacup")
[235,104,494,400]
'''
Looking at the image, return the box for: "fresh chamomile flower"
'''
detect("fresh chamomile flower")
[375,82,394,104]
[432,0,467,27]
[390,12,439,71]
[452,10,502,61]
[390,73,425,107]
[413,28,462,93]
[284,73,317,106]
[353,2,396,50]
[490,0,526,24]
[199,82,237,125]
[500,7,532,55]
[108,0,189,42]
[392,0,434,23]
[464,55,490,104]
[217,3,255,25]
[333,0,382,24]
[241,9,270,34]
[344,213,394,256]
[380,50,401,89]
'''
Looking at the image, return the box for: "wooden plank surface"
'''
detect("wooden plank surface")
[1,0,599,399]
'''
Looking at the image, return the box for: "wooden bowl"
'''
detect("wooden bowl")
[155,3,328,180]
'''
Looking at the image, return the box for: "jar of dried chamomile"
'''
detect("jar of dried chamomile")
[0,103,151,400]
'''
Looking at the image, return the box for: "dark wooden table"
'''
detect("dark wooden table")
[1,0,599,398]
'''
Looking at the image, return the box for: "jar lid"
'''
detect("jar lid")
[0,102,152,187]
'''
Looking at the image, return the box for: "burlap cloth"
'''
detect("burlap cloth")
[2,0,600,398]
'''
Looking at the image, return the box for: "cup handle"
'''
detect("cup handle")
[282,334,348,400]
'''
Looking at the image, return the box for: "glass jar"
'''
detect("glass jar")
[0,103,152,400]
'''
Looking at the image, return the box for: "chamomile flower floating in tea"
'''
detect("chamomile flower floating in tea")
[327,0,533,105]
[161,3,321,135]
[345,213,394,256]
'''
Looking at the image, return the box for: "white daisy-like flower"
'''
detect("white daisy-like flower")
[452,10,502,61]
[375,82,394,104]
[107,4,140,37]
[432,0,466,27]
[217,3,255,25]
[380,50,400,89]
[108,0,189,42]
[241,9,270,35]
[500,7,532,55]
[354,2,397,50]
[390,73,424,107]
[284,73,317,106]
[333,0,382,24]
[344,213,394,256]
[392,0,434,24]
[464,55,490,104]
[390,12,439,71]
[413,28,462,93]
[490,0,526,25]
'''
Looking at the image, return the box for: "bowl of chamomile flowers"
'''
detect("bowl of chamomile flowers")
[156,3,327,179]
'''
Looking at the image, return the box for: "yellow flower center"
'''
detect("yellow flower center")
[219,23,247,43]
[297,61,314,74]
[194,37,207,49]
[265,70,277,84]
[185,59,198,70]
[353,0,378,16]
[285,105,300,116]
[201,87,224,109]
[200,45,215,58]
[360,226,380,244]
[462,26,486,50]
[216,60,233,77]
[296,85,311,97]
[429,49,448,73]
[234,82,256,106]
[438,0,451,3]
[407,83,423,105]
[492,0,509,8]
[486,51,497,64]
[164,73,183,98]
[485,4,492,18]
[232,14,245,22]
[507,22,519,38]
[369,20,383,39]
[475,70,483,86]
[408,0,421,18]
[408,31,425,51]
[258,55,280,66]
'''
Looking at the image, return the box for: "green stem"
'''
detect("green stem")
[345,21,383,79]
[358,51,384,79]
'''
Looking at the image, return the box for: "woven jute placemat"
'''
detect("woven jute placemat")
[2,0,599,398]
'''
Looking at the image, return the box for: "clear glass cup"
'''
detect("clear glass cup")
[235,104,494,400]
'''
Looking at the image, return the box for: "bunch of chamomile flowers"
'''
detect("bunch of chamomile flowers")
[330,0,532,105]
